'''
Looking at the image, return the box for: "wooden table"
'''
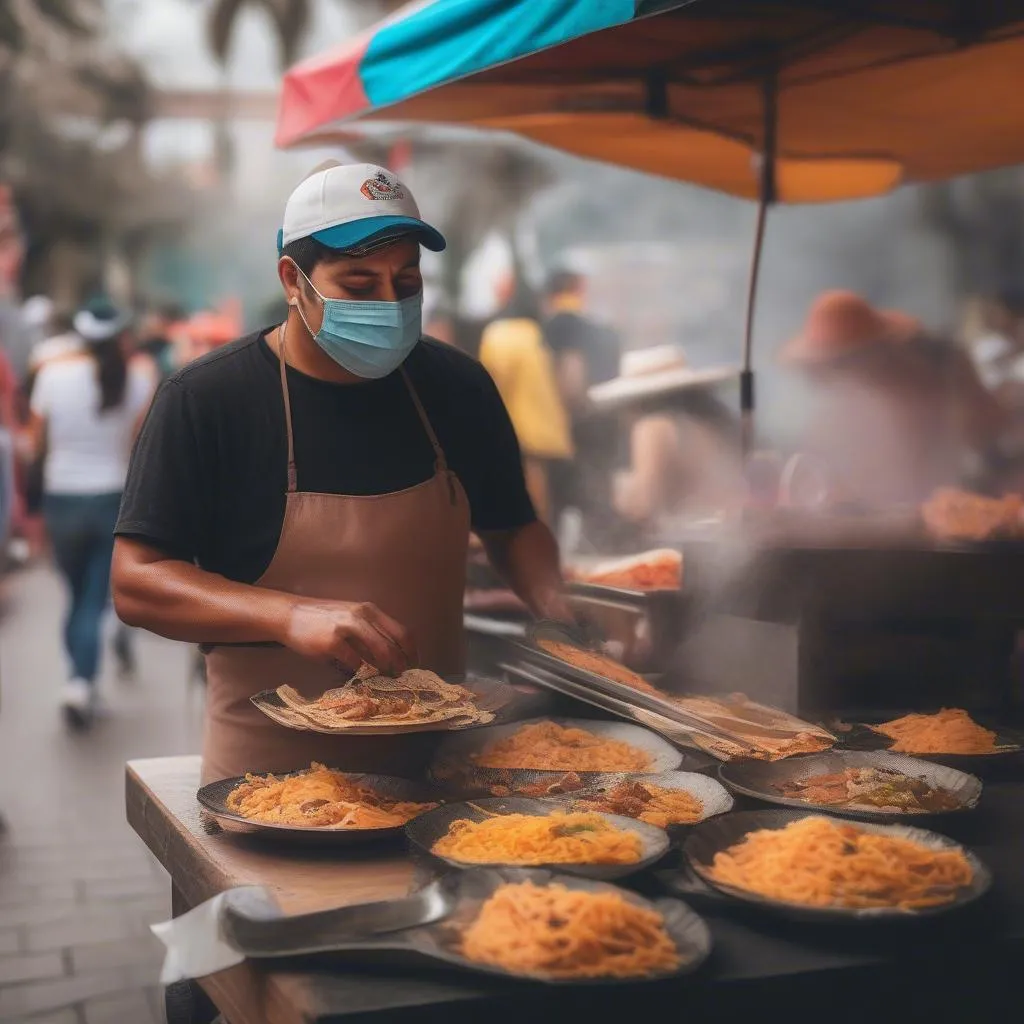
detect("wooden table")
[129,755,1024,1024]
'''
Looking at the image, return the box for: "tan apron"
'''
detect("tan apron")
[201,328,470,784]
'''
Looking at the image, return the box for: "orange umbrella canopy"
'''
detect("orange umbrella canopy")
[278,1,1024,203]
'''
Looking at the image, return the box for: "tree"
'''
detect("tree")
[204,0,409,71]
[0,0,189,305]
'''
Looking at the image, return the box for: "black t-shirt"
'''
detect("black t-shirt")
[543,311,620,386]
[116,330,535,583]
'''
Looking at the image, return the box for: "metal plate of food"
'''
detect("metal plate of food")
[515,625,836,761]
[568,771,734,833]
[677,809,991,922]
[197,766,445,847]
[406,797,671,880]
[718,751,981,821]
[429,716,686,796]
[831,708,1024,774]
[500,661,719,766]
[219,867,712,984]
[250,673,526,736]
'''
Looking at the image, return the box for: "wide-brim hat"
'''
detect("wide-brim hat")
[780,290,921,366]
[588,344,739,412]
[73,299,132,343]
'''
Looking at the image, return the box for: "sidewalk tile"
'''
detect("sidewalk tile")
[83,989,156,1024]
[71,936,163,975]
[27,913,140,953]
[0,951,65,985]
[0,967,131,1018]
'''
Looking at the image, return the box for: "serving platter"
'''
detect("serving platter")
[674,808,991,922]
[218,867,712,984]
[831,711,1024,774]
[717,750,981,821]
[499,661,718,765]
[429,715,687,796]
[406,797,671,880]
[197,770,445,847]
[250,675,527,736]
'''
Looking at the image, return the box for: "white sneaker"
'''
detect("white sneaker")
[60,679,94,729]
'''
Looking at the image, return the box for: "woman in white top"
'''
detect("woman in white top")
[29,300,155,726]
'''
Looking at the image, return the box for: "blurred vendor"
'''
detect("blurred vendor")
[478,274,574,525]
[112,163,570,782]
[782,291,1001,507]
[593,347,746,538]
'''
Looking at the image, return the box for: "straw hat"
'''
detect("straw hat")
[780,290,920,365]
[588,344,739,412]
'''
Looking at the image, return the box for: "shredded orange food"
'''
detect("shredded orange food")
[432,811,643,865]
[921,488,1024,542]
[460,881,680,978]
[707,816,973,910]
[537,639,659,694]
[872,708,1000,754]
[580,552,682,591]
[474,720,653,772]
[575,781,703,828]
[225,763,437,828]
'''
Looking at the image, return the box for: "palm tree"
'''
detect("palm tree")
[206,0,409,70]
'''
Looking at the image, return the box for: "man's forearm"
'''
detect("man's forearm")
[112,540,295,644]
[480,521,573,622]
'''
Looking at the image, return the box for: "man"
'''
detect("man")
[478,272,574,526]
[112,163,570,783]
[134,302,185,386]
[541,269,621,535]
[782,290,1001,506]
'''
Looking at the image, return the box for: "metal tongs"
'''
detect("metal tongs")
[519,621,786,757]
[501,660,771,759]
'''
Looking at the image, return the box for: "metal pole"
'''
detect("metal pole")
[741,72,777,455]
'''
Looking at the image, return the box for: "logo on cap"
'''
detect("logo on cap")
[360,170,406,202]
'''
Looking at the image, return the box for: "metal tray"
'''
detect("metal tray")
[250,675,527,736]
[717,751,982,821]
[568,771,734,834]
[429,715,685,795]
[499,661,719,765]
[196,770,445,847]
[218,867,712,984]
[677,809,991,922]
[831,712,1024,774]
[405,797,671,880]
[567,582,683,605]
[516,623,834,758]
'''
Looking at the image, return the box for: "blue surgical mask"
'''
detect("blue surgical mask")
[292,264,422,379]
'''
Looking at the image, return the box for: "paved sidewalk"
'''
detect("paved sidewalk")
[0,566,203,1022]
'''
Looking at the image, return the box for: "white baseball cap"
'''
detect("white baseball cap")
[277,162,446,255]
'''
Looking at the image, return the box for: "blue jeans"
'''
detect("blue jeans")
[44,492,122,684]
[0,428,15,545]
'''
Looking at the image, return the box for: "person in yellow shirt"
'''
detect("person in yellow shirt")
[478,277,574,525]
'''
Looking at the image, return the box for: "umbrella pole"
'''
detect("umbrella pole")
[741,73,777,456]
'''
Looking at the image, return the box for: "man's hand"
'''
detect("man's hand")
[281,600,417,676]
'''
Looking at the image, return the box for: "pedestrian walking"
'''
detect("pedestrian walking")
[28,298,155,726]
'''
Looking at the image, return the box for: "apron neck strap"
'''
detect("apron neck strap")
[277,324,298,492]
[276,326,449,491]
[400,366,448,473]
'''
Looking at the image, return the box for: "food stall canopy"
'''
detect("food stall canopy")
[276,0,1024,203]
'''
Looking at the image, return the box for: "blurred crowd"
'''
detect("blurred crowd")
[0,290,242,723]
[434,276,1024,551]
[3,262,1024,723]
